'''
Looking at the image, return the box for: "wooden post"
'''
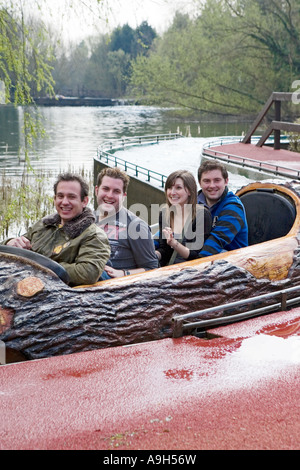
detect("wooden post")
[274,100,281,150]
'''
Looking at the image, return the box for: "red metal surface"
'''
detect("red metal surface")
[0,308,299,450]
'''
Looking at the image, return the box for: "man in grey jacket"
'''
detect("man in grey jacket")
[3,173,110,286]
[95,167,158,279]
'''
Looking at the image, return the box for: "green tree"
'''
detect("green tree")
[53,40,90,96]
[109,23,136,55]
[82,21,156,97]
[84,35,112,96]
[0,2,56,174]
[52,50,72,95]
[107,49,131,95]
[132,21,157,57]
[0,0,106,236]
[130,0,300,115]
[84,36,131,97]
[225,0,300,76]
[0,4,54,104]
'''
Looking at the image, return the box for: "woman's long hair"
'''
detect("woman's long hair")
[164,170,197,228]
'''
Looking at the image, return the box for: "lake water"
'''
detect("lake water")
[0,105,254,181]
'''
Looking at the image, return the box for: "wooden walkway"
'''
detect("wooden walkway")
[203,142,300,180]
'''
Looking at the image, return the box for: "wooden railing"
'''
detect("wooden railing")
[243,92,300,149]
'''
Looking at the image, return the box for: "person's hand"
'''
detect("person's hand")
[162,227,178,248]
[162,227,173,245]
[6,236,32,250]
[104,265,124,278]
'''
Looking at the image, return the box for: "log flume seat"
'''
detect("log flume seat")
[1,182,300,362]
[239,187,296,245]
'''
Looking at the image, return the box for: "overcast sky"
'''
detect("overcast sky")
[37,0,196,43]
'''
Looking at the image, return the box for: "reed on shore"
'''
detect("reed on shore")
[0,166,94,240]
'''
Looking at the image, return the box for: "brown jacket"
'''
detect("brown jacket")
[23,208,110,286]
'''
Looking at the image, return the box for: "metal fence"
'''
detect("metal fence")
[173,285,300,337]
[96,133,181,187]
[202,135,300,180]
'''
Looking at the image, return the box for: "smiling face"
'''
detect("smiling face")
[54,180,88,225]
[95,175,126,217]
[166,177,191,207]
[199,169,228,207]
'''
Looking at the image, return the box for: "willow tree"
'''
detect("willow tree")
[0,2,55,151]
[0,0,104,237]
[0,2,53,236]
[130,0,300,116]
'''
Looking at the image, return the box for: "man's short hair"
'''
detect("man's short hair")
[54,173,89,201]
[198,161,228,182]
[96,167,130,193]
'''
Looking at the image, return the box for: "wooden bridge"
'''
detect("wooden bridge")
[202,92,300,180]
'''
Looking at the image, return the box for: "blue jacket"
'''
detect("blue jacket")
[197,187,248,257]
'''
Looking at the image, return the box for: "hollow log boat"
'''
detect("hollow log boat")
[1,181,300,363]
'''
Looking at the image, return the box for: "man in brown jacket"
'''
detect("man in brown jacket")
[4,173,110,286]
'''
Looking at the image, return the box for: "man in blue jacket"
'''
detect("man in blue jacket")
[197,160,248,257]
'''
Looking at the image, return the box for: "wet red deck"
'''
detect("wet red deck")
[0,308,299,450]
[204,142,300,177]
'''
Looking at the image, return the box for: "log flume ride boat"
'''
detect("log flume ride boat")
[1,181,300,363]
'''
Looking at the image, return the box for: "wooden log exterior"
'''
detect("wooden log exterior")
[1,182,300,361]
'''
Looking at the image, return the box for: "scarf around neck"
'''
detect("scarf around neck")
[42,207,95,239]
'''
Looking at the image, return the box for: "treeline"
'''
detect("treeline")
[130,0,300,116]
[52,22,157,98]
[51,0,300,117]
[1,0,300,117]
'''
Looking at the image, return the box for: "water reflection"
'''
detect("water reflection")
[0,106,21,160]
[0,105,253,176]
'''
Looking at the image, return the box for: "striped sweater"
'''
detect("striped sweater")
[197,187,248,257]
